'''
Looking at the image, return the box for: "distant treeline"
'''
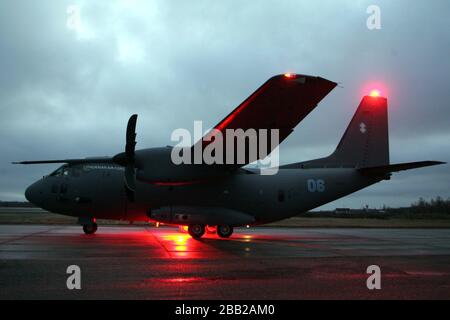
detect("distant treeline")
[390,197,450,215]
[0,201,35,208]
[302,197,450,219]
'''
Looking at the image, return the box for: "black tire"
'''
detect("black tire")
[83,223,98,235]
[188,224,205,239]
[217,225,233,238]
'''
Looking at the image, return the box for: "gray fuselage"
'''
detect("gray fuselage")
[25,159,381,226]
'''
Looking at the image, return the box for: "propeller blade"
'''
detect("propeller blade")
[124,165,136,192]
[124,165,136,202]
[112,114,138,166]
[111,114,139,201]
[126,114,138,159]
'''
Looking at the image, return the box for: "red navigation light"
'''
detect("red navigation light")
[363,82,388,99]
[369,89,381,97]
[284,73,295,78]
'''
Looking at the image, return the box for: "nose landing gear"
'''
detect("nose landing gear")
[78,216,98,235]
[82,223,98,235]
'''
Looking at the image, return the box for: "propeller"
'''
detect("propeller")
[113,114,138,201]
[14,114,140,202]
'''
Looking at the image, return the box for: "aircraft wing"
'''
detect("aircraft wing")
[12,157,113,165]
[192,74,337,166]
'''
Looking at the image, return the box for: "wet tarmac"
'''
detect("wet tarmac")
[1,225,450,299]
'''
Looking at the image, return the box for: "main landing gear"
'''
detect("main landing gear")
[217,225,233,238]
[83,223,98,235]
[187,224,234,239]
[188,224,205,239]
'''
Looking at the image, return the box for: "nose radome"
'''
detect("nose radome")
[25,182,38,205]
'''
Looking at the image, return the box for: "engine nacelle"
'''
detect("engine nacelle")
[149,206,255,227]
[134,147,232,183]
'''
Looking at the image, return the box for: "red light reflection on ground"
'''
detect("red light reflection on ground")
[153,227,255,259]
[160,277,205,283]
[157,230,214,258]
[160,233,192,257]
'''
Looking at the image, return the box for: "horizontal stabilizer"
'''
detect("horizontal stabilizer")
[359,161,445,175]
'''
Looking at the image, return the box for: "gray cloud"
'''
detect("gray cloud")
[1,0,449,209]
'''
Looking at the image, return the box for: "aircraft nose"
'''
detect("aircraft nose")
[25,182,40,205]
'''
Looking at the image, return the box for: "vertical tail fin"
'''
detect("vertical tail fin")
[328,95,389,167]
[282,95,389,169]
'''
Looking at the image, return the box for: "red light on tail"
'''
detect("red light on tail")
[369,89,381,97]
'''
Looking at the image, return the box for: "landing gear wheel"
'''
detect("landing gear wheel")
[188,224,205,239]
[83,223,98,235]
[217,225,233,238]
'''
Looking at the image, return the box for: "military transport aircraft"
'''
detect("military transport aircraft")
[15,74,444,239]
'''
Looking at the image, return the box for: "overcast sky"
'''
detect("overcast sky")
[1,0,449,209]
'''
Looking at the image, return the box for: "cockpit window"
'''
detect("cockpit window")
[49,164,116,177]
[49,165,84,177]
[50,166,66,177]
